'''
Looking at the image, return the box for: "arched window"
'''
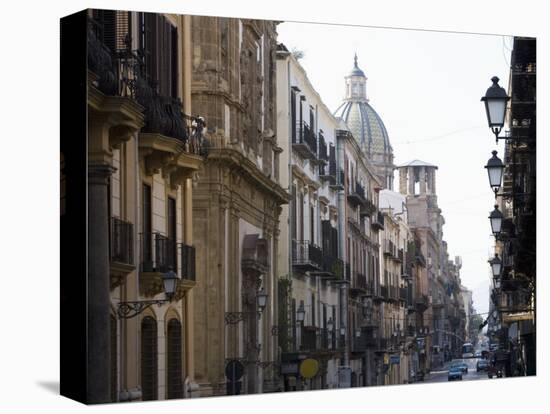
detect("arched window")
[166,318,183,399]
[141,316,158,400]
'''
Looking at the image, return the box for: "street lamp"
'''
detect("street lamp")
[256,288,268,312]
[481,76,510,142]
[296,303,306,323]
[489,205,504,237]
[162,269,178,300]
[488,253,502,278]
[355,328,361,338]
[117,269,179,319]
[485,151,505,196]
[224,288,270,324]
[340,326,346,336]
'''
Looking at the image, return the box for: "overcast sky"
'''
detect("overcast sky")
[277,21,513,316]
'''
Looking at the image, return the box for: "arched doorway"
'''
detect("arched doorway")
[166,318,183,399]
[141,316,158,400]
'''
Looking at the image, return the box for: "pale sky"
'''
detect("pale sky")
[277,21,513,316]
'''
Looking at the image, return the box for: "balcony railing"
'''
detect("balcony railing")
[292,240,323,271]
[360,199,377,217]
[371,210,384,230]
[345,262,351,282]
[415,294,430,311]
[320,255,345,280]
[141,232,176,273]
[381,285,389,299]
[399,287,408,302]
[318,134,329,163]
[319,162,336,184]
[179,244,196,281]
[351,272,367,294]
[110,218,134,266]
[329,169,345,190]
[347,181,366,206]
[293,121,317,159]
[87,16,208,157]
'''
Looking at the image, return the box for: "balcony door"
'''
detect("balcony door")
[142,184,152,270]
[167,197,177,272]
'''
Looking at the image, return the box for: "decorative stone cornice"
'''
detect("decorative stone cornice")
[207,148,290,205]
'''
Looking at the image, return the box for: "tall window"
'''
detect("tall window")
[142,184,152,269]
[138,13,179,97]
[141,316,158,400]
[166,319,183,399]
[291,89,297,143]
[167,197,177,271]
[310,205,315,243]
[291,185,297,240]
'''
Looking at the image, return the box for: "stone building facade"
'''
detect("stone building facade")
[86,10,205,402]
[275,46,343,391]
[190,16,289,396]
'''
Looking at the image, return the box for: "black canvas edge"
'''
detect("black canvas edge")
[60,9,88,405]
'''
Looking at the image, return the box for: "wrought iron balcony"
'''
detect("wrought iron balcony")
[350,272,368,295]
[396,248,404,263]
[381,285,389,300]
[110,218,134,266]
[347,181,367,206]
[415,294,430,312]
[319,161,336,184]
[87,17,207,157]
[141,232,177,274]
[329,169,345,190]
[87,16,120,96]
[360,199,377,217]
[371,210,384,230]
[315,254,345,280]
[292,239,323,271]
[317,133,329,163]
[179,244,196,281]
[293,121,317,160]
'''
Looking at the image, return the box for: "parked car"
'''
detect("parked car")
[448,366,463,381]
[474,350,482,358]
[476,359,489,372]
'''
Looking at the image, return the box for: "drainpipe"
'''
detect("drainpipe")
[336,131,349,369]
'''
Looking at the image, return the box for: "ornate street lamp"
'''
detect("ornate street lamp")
[162,269,178,300]
[224,287,269,324]
[296,303,306,323]
[485,151,505,196]
[481,76,510,142]
[489,205,504,237]
[256,288,268,312]
[488,253,502,278]
[117,269,179,319]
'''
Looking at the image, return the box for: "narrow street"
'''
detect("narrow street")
[424,358,496,383]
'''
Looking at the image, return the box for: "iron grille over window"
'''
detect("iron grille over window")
[166,319,183,399]
[141,317,158,401]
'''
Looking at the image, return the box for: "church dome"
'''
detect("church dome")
[333,55,394,189]
[334,98,392,156]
